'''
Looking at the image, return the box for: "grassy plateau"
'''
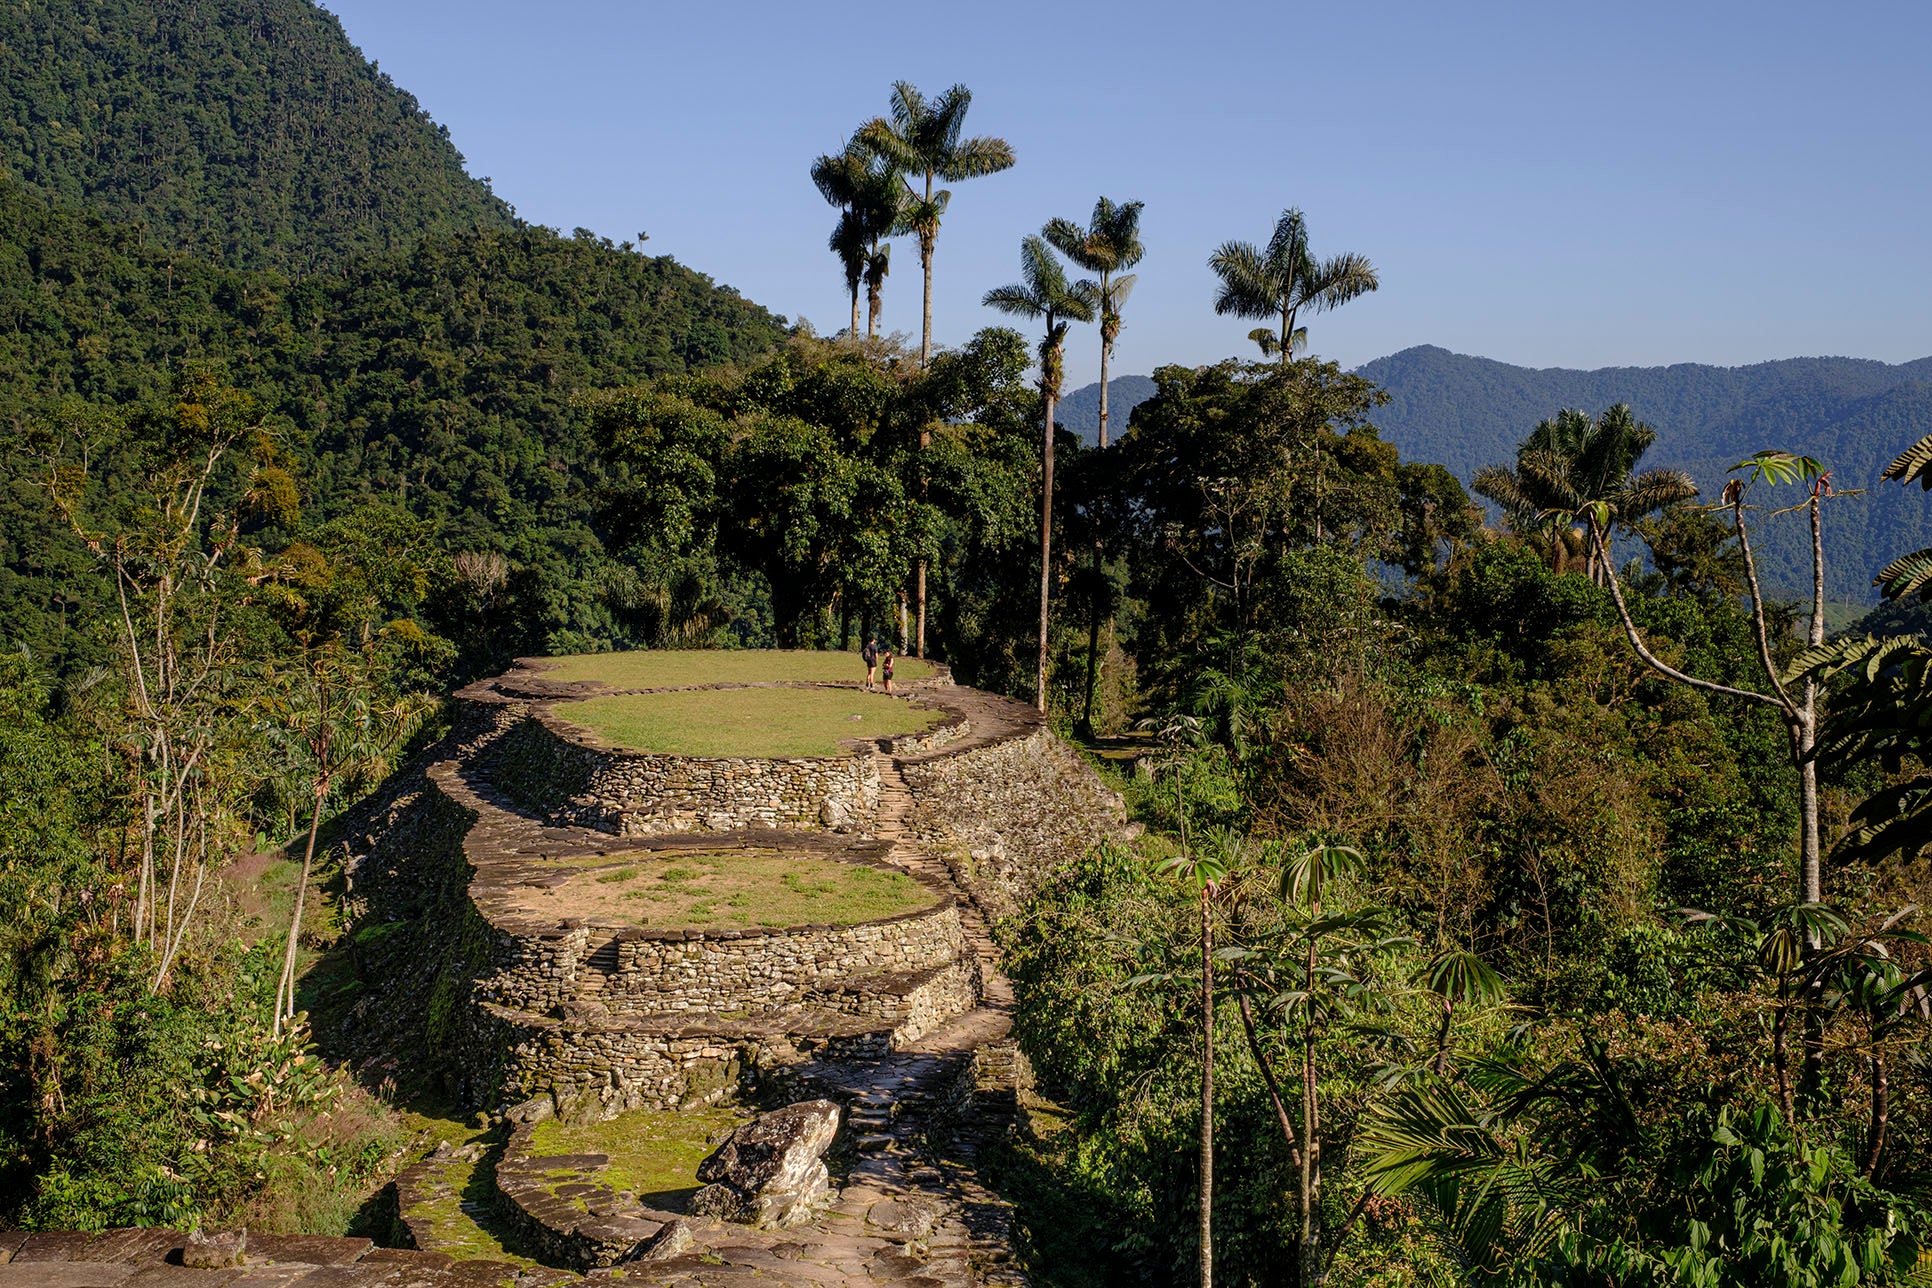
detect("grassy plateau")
[554,685,939,758]
[536,647,933,689]
[525,849,933,928]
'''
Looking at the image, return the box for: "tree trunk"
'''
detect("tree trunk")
[920,222,934,367]
[1800,493,1826,904]
[1098,285,1112,448]
[1864,1050,1889,1179]
[1081,561,1103,736]
[1200,883,1214,1288]
[1037,381,1056,712]
[850,288,861,342]
[278,782,325,1038]
[917,409,931,658]
[1299,934,1322,1287]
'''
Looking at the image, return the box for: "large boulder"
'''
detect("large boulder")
[688,1099,841,1228]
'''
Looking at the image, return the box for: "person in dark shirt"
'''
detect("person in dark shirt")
[881,649,895,694]
[861,637,879,690]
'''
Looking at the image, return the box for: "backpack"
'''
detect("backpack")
[862,642,878,665]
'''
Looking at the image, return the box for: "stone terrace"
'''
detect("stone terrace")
[11,654,1132,1287]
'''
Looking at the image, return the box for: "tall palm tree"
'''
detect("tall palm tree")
[827,211,865,339]
[1208,209,1378,365]
[862,81,1016,367]
[984,236,1097,711]
[811,138,902,339]
[1472,405,1697,583]
[1044,197,1145,447]
[861,82,1013,659]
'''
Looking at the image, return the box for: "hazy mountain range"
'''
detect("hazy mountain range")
[1064,348,1932,602]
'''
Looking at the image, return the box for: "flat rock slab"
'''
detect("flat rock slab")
[244,1237,374,1266]
[0,1266,137,1287]
[15,1232,110,1261]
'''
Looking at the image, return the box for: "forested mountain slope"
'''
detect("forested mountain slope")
[1057,374,1156,444]
[1359,345,1932,600]
[0,178,788,669]
[0,0,516,271]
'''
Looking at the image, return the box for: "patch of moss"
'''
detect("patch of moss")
[527,1106,752,1212]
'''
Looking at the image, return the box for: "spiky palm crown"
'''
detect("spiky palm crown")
[813,135,902,311]
[1045,198,1144,357]
[982,236,1097,398]
[1208,208,1379,349]
[859,81,1015,244]
[1473,404,1696,537]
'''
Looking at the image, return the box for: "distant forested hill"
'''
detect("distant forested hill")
[0,0,516,271]
[1058,375,1157,445]
[1359,345,1932,602]
[0,178,788,667]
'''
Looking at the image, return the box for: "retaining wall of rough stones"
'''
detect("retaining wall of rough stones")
[489,709,880,835]
[474,898,968,1017]
[482,1007,772,1115]
[903,726,1129,919]
[805,955,983,1046]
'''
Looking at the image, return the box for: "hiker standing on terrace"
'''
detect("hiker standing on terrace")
[881,648,896,694]
[862,636,879,690]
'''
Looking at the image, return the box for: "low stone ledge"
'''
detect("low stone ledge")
[491,1120,684,1271]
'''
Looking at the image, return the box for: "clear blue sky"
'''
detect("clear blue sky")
[322,0,1930,387]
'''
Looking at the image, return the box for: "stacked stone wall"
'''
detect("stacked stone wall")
[903,727,1128,918]
[472,899,967,1017]
[490,711,880,835]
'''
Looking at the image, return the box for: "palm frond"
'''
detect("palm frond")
[1876,548,1932,601]
[1308,251,1379,311]
[982,284,1042,319]
[1883,431,1932,488]
[1207,241,1274,319]
[943,134,1015,181]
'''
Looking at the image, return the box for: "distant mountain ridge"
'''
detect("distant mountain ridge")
[1070,348,1932,602]
[1359,346,1932,601]
[0,0,517,271]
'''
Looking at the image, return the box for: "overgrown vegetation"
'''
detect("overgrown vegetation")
[3,9,1930,1281]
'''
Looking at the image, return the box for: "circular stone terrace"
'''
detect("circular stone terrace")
[377,649,1091,1282]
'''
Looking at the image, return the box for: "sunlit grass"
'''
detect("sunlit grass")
[535,647,932,689]
[524,849,932,929]
[554,685,939,758]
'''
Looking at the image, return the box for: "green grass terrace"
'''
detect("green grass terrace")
[521,849,935,929]
[553,685,940,758]
[533,647,934,689]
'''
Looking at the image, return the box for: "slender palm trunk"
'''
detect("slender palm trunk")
[1299,929,1322,1286]
[850,288,861,341]
[1200,882,1214,1288]
[1800,492,1826,904]
[919,174,936,367]
[1081,562,1102,735]
[1098,271,1113,448]
[916,175,936,652]
[1037,374,1056,712]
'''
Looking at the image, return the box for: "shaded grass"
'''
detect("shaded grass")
[537,648,932,689]
[555,686,939,758]
[529,1106,753,1212]
[522,849,933,929]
